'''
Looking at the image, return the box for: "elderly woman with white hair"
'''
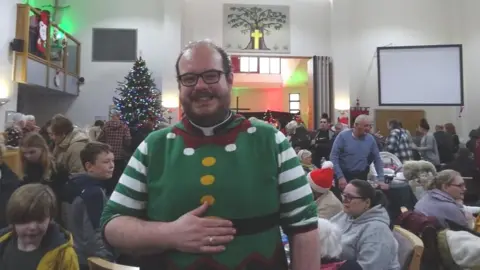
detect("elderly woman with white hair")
[5,113,26,147]
[298,149,317,173]
[23,114,40,133]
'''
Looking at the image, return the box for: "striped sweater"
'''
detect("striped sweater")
[100,115,318,269]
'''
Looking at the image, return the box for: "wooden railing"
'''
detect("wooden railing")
[14,4,81,83]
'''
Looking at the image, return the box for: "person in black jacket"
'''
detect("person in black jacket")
[433,125,454,164]
[444,147,479,204]
[466,129,479,154]
[311,117,334,167]
[445,123,460,154]
[0,149,21,228]
[130,120,169,152]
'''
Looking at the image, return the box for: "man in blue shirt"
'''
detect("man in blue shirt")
[330,115,386,190]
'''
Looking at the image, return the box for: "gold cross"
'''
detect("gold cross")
[251,29,263,50]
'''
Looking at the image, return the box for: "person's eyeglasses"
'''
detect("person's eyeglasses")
[450,183,466,188]
[178,70,226,87]
[342,193,364,202]
[320,121,327,124]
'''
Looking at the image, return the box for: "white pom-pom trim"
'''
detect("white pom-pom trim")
[322,161,334,169]
[307,172,329,193]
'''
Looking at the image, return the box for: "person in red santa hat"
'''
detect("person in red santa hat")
[307,161,343,219]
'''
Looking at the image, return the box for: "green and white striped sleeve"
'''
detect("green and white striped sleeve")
[100,140,149,229]
[275,131,318,234]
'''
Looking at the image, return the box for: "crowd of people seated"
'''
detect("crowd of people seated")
[0,112,140,269]
[285,112,480,269]
[0,109,479,269]
[0,110,479,269]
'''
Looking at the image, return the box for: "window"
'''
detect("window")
[259,57,270,73]
[259,57,281,74]
[289,93,300,114]
[270,58,281,74]
[239,57,258,73]
[238,56,281,74]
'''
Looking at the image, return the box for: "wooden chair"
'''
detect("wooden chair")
[393,225,424,270]
[88,257,139,270]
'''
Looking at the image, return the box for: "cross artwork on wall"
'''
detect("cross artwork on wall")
[223,4,290,53]
[230,96,251,114]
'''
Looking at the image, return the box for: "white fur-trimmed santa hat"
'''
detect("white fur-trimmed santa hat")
[307,161,334,193]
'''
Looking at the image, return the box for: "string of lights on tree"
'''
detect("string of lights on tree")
[113,57,165,131]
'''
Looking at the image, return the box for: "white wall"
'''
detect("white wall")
[182,0,331,57]
[331,0,469,135]
[8,0,478,137]
[62,0,164,126]
[457,0,480,137]
[0,0,22,131]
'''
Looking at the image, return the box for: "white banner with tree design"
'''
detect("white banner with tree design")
[223,4,290,53]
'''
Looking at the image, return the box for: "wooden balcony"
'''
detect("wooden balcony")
[13,4,81,95]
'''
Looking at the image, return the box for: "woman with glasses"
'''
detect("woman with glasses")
[414,169,469,228]
[330,180,400,270]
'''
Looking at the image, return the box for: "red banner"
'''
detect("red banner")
[231,56,240,73]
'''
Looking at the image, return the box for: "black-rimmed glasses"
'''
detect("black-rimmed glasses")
[342,193,364,203]
[178,70,226,87]
[450,183,466,188]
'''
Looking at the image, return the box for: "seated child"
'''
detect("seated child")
[0,183,79,269]
[62,142,115,269]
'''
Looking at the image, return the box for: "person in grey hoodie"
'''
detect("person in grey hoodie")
[414,169,468,228]
[330,179,400,270]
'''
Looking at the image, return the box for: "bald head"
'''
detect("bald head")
[175,40,232,78]
[353,114,372,137]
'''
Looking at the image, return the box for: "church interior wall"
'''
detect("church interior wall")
[334,0,471,137]
[457,0,480,138]
[54,0,165,126]
[183,0,330,127]
[0,0,23,131]
[3,0,480,137]
[231,58,311,124]
[182,0,332,57]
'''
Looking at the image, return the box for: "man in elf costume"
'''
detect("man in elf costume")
[101,40,320,270]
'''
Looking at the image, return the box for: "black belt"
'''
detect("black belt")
[230,212,279,236]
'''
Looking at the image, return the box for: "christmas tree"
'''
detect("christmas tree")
[113,57,164,130]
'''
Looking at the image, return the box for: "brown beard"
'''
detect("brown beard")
[181,93,231,127]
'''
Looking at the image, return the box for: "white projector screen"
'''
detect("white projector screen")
[377,45,463,106]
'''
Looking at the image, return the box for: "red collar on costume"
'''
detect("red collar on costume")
[172,113,251,149]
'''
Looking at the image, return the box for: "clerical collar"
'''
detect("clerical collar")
[189,111,233,136]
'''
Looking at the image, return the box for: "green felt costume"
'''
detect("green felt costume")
[101,114,318,269]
